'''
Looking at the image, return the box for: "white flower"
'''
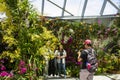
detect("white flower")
[69,28,74,34]
[64,36,69,44]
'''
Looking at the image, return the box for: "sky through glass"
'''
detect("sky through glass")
[29,0,120,17]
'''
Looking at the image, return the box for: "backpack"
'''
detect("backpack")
[85,48,98,73]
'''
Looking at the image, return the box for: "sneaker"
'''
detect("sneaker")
[56,75,59,77]
[54,74,56,77]
[50,74,53,77]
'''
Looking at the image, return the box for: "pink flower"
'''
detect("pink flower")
[106,27,111,32]
[8,73,14,77]
[28,64,31,67]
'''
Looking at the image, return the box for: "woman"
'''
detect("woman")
[55,45,67,78]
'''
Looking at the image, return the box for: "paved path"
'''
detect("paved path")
[93,74,120,80]
[47,74,120,80]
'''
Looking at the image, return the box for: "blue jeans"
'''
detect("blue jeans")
[58,63,66,76]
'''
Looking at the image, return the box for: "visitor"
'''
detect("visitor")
[54,45,59,77]
[55,45,67,78]
[48,45,59,77]
[44,41,53,78]
[77,39,97,80]
[48,55,55,77]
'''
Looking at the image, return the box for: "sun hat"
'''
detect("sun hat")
[84,39,92,45]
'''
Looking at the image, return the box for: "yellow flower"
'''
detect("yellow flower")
[89,26,93,31]
[0,2,6,12]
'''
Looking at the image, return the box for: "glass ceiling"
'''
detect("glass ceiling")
[29,0,120,17]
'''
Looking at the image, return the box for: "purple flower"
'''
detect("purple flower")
[18,60,26,70]
[67,37,73,44]
[20,60,25,66]
[98,19,101,25]
[61,39,64,44]
[0,71,9,77]
[76,62,82,65]
[19,68,27,74]
[0,59,5,63]
[1,65,6,71]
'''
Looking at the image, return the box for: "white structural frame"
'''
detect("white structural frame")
[41,0,120,20]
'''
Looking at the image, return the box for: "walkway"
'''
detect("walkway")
[47,74,120,80]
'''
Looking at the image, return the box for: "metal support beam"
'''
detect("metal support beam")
[81,0,88,19]
[47,0,74,16]
[107,0,120,13]
[100,0,107,16]
[62,0,67,17]
[41,0,45,15]
[118,1,120,13]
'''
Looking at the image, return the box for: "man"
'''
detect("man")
[77,39,96,80]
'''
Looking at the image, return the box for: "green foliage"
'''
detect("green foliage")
[114,14,120,27]
[0,0,59,79]
[66,66,80,77]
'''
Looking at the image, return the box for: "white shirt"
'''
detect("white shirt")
[55,50,67,64]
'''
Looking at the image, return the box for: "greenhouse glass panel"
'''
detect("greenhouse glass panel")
[44,0,62,16]
[85,0,104,16]
[103,1,118,15]
[29,0,120,17]
[65,0,81,16]
[29,0,42,14]
[111,0,120,8]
